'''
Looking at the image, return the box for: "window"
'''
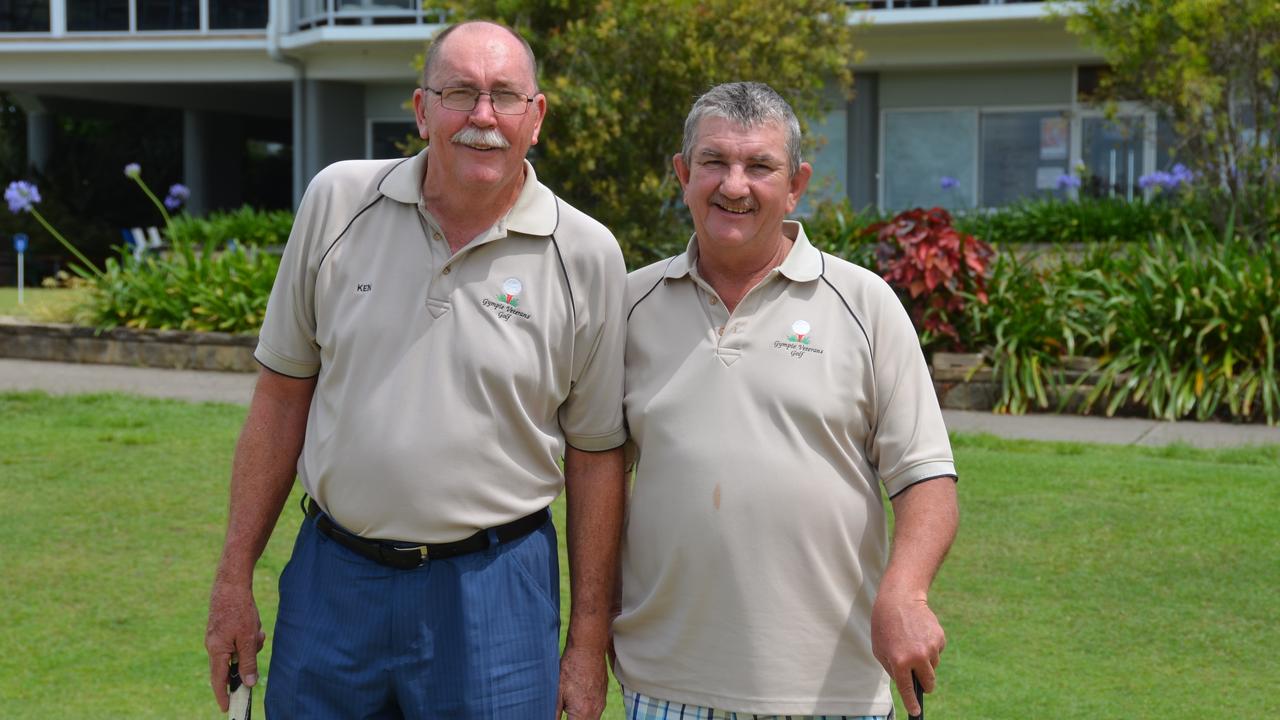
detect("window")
[209,0,267,29]
[981,111,1072,206]
[137,0,198,30]
[882,110,977,211]
[67,0,128,31]
[369,121,417,159]
[796,107,847,216]
[1080,115,1146,200]
[0,0,49,31]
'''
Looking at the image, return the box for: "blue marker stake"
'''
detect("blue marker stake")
[13,233,28,305]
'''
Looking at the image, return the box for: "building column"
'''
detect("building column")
[185,109,246,216]
[10,94,52,175]
[183,109,209,216]
[302,80,366,185]
[847,72,879,212]
[26,110,53,175]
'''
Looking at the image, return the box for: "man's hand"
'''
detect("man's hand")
[205,579,267,712]
[555,642,608,719]
[871,591,944,717]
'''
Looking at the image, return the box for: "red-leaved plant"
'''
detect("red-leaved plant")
[868,207,993,350]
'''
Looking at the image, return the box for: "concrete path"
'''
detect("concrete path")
[0,358,256,405]
[3,358,1279,449]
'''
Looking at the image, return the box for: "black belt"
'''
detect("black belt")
[305,497,549,570]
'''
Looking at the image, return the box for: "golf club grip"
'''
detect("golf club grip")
[907,670,924,720]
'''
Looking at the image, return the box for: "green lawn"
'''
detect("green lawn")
[0,287,90,323]
[1,391,1277,718]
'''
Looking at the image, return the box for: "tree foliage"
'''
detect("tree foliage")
[1060,0,1280,238]
[420,0,857,265]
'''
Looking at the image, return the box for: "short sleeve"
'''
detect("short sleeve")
[254,178,325,378]
[864,281,957,497]
[556,218,628,452]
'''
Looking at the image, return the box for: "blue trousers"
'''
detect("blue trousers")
[265,512,561,719]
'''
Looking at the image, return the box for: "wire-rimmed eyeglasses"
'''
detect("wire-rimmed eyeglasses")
[425,86,535,115]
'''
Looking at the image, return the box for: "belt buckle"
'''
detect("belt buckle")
[387,543,429,568]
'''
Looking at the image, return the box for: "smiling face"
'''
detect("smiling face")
[412,22,546,200]
[674,115,811,261]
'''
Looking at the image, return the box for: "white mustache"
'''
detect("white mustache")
[452,126,510,150]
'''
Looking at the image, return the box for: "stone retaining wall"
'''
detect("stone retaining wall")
[0,323,1006,408]
[0,320,257,372]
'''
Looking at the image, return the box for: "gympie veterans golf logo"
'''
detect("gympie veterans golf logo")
[481,277,532,321]
[774,320,824,359]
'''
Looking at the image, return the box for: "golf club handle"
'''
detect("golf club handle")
[907,670,925,720]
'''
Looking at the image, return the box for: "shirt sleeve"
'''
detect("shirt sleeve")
[864,279,957,497]
[557,218,628,452]
[254,175,327,378]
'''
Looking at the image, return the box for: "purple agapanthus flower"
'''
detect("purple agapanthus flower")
[4,180,41,214]
[124,163,142,178]
[1138,172,1164,190]
[164,195,183,210]
[1139,163,1195,191]
[940,176,959,190]
[1056,174,1081,190]
[168,183,190,200]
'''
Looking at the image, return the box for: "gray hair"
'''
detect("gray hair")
[422,20,539,92]
[681,82,802,177]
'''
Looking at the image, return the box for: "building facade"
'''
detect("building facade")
[0,0,1173,215]
[832,0,1175,213]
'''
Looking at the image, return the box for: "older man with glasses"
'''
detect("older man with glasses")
[204,20,627,720]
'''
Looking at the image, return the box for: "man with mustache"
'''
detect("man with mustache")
[205,20,626,719]
[613,82,958,719]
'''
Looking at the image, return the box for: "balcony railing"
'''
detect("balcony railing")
[860,0,1043,8]
[1,0,267,34]
[294,0,444,28]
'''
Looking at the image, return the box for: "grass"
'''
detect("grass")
[1,391,1277,718]
[0,286,91,323]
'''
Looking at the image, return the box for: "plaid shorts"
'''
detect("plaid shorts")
[622,686,890,720]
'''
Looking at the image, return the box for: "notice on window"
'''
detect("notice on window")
[1036,166,1064,190]
[1040,117,1068,160]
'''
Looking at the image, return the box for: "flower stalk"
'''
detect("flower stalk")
[4,180,103,277]
[125,163,173,226]
[29,208,104,277]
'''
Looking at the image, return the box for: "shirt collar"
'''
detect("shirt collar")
[378,148,559,237]
[663,220,822,282]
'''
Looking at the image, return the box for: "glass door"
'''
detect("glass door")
[1079,115,1148,201]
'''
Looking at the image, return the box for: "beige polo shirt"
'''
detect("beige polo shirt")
[613,221,956,716]
[256,149,627,543]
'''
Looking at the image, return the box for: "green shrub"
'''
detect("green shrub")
[1082,223,1280,423]
[962,247,1112,414]
[83,240,279,334]
[963,222,1280,423]
[802,198,881,269]
[953,197,1193,246]
[165,206,294,249]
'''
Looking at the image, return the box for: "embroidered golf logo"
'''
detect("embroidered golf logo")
[788,320,811,345]
[499,277,522,307]
[774,319,824,359]
[481,277,532,322]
